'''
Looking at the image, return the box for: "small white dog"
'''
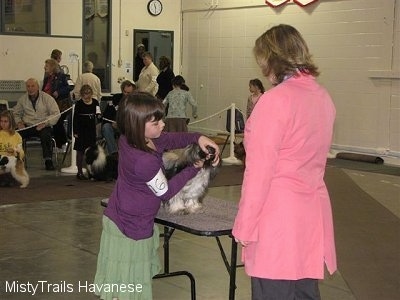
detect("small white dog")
[0,152,30,188]
[162,144,220,214]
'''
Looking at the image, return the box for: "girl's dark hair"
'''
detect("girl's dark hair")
[51,49,62,60]
[249,79,265,93]
[0,110,17,135]
[253,24,319,84]
[116,92,164,152]
[171,75,186,88]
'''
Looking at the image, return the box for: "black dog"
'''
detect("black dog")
[85,144,118,181]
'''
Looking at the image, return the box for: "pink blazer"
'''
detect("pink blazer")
[232,74,337,280]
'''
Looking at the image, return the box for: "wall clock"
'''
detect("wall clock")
[147,0,163,16]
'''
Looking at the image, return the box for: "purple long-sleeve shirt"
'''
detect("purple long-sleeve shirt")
[105,132,201,240]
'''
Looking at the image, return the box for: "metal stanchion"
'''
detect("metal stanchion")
[61,104,85,174]
[222,103,242,165]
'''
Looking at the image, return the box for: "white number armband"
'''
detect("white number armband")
[146,168,168,196]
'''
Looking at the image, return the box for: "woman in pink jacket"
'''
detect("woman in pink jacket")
[232,24,337,299]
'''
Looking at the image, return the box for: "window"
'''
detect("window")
[1,0,49,34]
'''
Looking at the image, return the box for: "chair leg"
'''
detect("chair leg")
[61,141,71,166]
[221,135,230,155]
[51,138,58,168]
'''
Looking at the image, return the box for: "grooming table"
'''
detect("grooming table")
[101,196,240,300]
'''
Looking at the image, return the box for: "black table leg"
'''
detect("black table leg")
[229,237,238,300]
[154,226,196,300]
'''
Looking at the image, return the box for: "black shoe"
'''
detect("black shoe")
[45,160,55,171]
[76,173,88,180]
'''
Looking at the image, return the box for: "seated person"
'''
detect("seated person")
[0,110,25,186]
[101,80,136,154]
[13,78,60,170]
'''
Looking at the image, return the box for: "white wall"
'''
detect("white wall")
[0,0,399,161]
[109,0,182,93]
[0,0,182,94]
[181,0,400,160]
[0,0,82,85]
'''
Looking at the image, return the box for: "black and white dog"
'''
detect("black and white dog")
[162,143,220,215]
[85,144,118,181]
[0,153,30,188]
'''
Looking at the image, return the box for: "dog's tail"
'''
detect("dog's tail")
[86,144,107,175]
[12,158,30,188]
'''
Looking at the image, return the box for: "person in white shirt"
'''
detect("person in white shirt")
[136,52,159,96]
[73,61,102,100]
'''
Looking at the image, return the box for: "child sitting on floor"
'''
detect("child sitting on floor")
[0,110,26,187]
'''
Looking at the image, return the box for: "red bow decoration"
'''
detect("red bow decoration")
[293,0,318,6]
[265,0,290,7]
[265,0,318,7]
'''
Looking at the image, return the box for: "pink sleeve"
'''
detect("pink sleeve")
[232,93,289,241]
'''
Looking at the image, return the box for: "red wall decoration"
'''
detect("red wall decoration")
[265,0,318,7]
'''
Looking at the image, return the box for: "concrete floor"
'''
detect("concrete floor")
[0,144,399,299]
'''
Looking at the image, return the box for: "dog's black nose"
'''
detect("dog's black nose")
[0,156,9,165]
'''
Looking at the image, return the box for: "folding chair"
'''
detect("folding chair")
[221,108,245,154]
[23,136,57,168]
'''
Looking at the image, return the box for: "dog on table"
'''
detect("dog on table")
[0,152,29,188]
[85,144,118,181]
[162,143,220,215]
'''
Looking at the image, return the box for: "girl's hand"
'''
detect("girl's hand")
[6,148,15,155]
[211,155,220,167]
[198,136,220,163]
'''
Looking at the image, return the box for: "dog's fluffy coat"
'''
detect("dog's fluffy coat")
[162,143,219,214]
[85,144,118,181]
[0,154,29,188]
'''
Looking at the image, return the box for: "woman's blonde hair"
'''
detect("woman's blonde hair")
[45,58,59,74]
[254,24,319,84]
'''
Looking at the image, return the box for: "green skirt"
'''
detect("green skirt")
[93,216,161,300]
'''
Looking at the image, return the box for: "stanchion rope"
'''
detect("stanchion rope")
[15,106,73,132]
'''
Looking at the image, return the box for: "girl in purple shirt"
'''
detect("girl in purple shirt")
[94,92,220,300]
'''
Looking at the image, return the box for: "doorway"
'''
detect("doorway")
[133,29,174,79]
[82,0,111,92]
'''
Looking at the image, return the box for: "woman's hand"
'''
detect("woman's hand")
[197,136,220,164]
[234,237,251,247]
